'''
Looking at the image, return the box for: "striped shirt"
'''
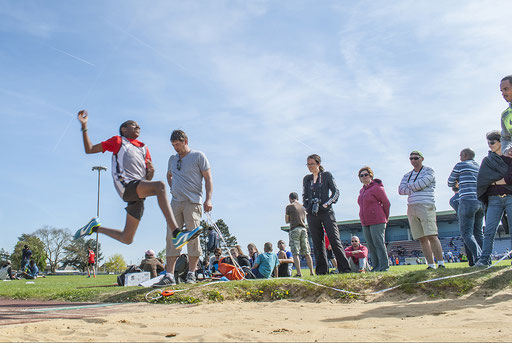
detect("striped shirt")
[398,166,436,205]
[447,159,479,200]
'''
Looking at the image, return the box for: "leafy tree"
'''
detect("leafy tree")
[12,234,47,271]
[157,248,166,261]
[199,219,238,260]
[104,253,126,273]
[0,248,10,265]
[62,238,103,272]
[35,226,71,273]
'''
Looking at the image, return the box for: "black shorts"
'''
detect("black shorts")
[87,262,95,266]
[122,180,145,220]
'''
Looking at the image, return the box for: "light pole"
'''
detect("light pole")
[92,166,107,275]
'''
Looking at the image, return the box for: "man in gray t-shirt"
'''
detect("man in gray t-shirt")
[155,129,213,287]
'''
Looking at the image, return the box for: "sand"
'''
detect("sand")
[1,290,511,342]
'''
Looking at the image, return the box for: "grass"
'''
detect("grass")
[2,261,512,304]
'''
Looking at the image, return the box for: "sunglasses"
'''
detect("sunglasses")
[359,173,370,178]
[306,163,317,166]
[177,159,182,171]
[409,156,421,160]
[488,140,497,145]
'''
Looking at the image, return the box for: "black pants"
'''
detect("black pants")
[307,211,350,274]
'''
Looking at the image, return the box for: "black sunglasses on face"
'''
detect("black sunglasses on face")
[488,140,497,145]
[359,173,370,178]
[409,156,420,160]
[177,159,182,171]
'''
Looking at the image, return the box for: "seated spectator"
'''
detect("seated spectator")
[344,236,369,273]
[234,245,251,267]
[247,243,259,267]
[22,260,39,279]
[225,248,251,268]
[252,242,279,279]
[0,260,15,280]
[277,240,294,277]
[207,248,223,275]
[139,249,165,279]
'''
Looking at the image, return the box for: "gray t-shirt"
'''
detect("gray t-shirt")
[168,150,210,204]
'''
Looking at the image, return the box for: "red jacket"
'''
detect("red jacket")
[344,244,368,263]
[357,179,391,226]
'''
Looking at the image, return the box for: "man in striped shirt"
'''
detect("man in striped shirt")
[447,148,484,264]
[399,151,445,269]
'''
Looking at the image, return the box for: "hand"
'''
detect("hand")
[322,204,328,208]
[507,150,512,158]
[204,199,213,213]
[495,178,507,185]
[78,110,88,125]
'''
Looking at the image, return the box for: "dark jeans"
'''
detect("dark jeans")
[457,199,484,263]
[306,211,350,274]
[449,193,478,266]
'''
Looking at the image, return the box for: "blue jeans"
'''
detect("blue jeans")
[480,195,512,264]
[457,199,484,262]
[362,224,389,271]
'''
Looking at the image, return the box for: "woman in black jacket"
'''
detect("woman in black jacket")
[303,154,350,274]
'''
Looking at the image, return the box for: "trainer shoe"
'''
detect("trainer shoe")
[74,217,101,240]
[172,226,203,249]
[152,274,176,287]
[185,271,196,284]
[473,261,489,267]
[437,265,446,269]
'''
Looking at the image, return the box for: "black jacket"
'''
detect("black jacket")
[302,171,340,215]
[476,151,512,204]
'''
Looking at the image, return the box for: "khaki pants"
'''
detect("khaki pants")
[166,199,202,257]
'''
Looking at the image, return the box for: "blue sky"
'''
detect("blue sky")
[2,1,511,265]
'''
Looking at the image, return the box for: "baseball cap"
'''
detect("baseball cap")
[410,150,424,158]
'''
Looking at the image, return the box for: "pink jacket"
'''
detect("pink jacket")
[344,244,368,263]
[357,179,391,226]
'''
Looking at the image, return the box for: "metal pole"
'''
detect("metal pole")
[92,166,107,275]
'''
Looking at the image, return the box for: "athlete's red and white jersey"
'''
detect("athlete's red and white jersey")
[101,136,151,198]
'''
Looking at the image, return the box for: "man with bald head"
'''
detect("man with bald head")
[448,148,483,265]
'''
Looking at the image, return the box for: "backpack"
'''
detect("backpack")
[117,265,142,286]
[217,257,244,280]
[174,254,189,284]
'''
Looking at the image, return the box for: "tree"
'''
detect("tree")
[62,238,103,272]
[104,254,126,273]
[199,219,238,260]
[35,226,71,273]
[157,248,166,261]
[11,234,47,271]
[0,248,10,265]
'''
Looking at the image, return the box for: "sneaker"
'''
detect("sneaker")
[437,265,446,269]
[172,226,203,249]
[153,275,176,287]
[74,217,101,240]
[426,266,435,270]
[185,271,196,284]
[474,261,489,267]
[358,269,366,273]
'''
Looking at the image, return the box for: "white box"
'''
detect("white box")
[124,272,150,286]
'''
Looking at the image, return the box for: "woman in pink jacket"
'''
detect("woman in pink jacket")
[357,166,391,272]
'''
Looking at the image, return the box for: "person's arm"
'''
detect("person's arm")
[375,186,391,219]
[278,251,294,264]
[77,110,103,154]
[167,171,173,191]
[323,172,340,208]
[409,168,435,192]
[302,176,310,211]
[344,247,353,257]
[285,206,290,223]
[201,168,213,212]
[146,159,154,181]
[398,172,412,195]
[447,165,460,188]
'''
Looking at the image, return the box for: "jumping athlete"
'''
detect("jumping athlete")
[73,110,202,249]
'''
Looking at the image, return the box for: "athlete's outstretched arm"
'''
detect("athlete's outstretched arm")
[78,110,103,154]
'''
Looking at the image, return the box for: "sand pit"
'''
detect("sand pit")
[0,289,511,342]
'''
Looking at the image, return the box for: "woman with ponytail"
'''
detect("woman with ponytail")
[303,154,350,274]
